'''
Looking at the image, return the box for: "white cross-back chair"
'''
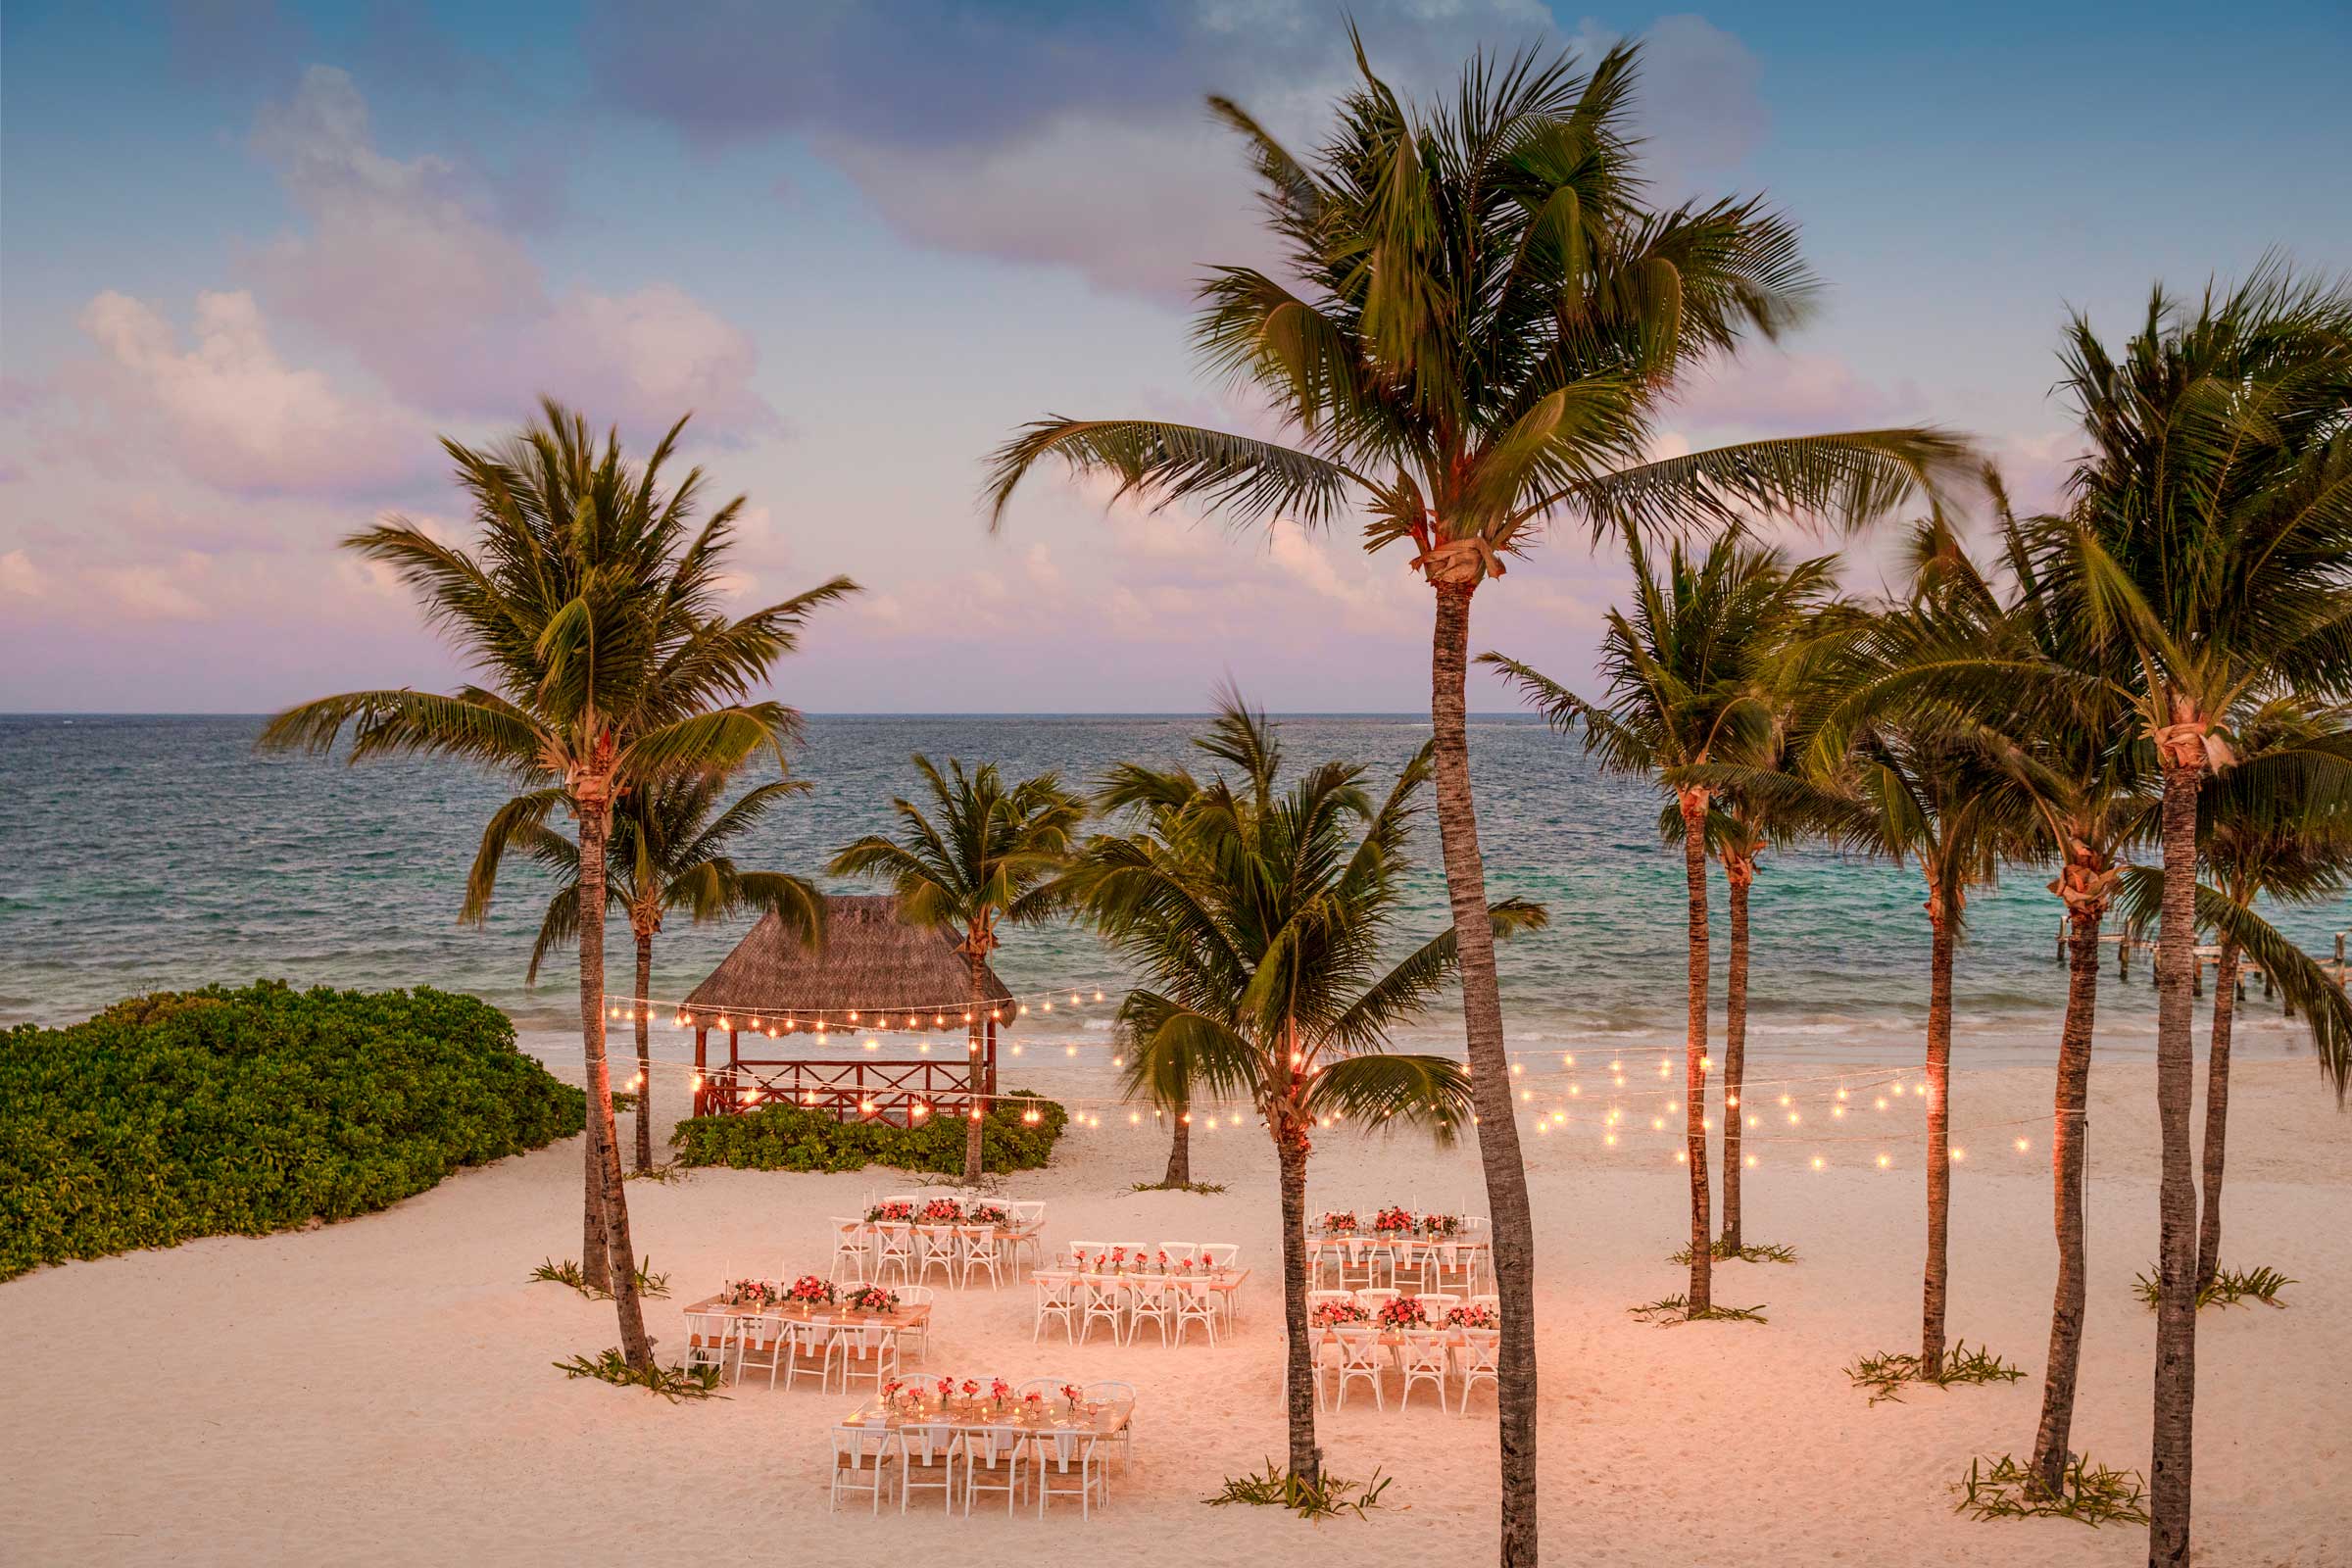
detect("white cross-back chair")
[963,1426,1030,1516]
[1328,1325,1386,1411]
[957,1223,1007,1290]
[828,1217,871,1282]
[836,1321,899,1396]
[829,1425,897,1514]
[915,1225,960,1286]
[730,1313,786,1389]
[1078,1275,1124,1345]
[1124,1276,1175,1347]
[895,1285,934,1363]
[898,1421,962,1514]
[874,1224,916,1286]
[1157,1239,1199,1259]
[780,1318,837,1393]
[1033,1271,1079,1343]
[1396,1328,1451,1413]
[1172,1276,1219,1347]
[1033,1430,1109,1519]
[1455,1327,1500,1416]
[1086,1381,1139,1476]
[1356,1287,1399,1316]
[682,1311,734,1379]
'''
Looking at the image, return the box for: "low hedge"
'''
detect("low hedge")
[0,981,584,1281]
[670,1091,1069,1174]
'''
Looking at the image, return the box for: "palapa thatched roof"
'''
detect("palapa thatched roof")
[682,894,1017,1032]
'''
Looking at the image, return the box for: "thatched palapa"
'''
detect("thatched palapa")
[682,895,1017,1032]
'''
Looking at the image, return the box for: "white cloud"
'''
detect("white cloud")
[74,289,420,495]
[87,555,215,621]
[0,550,48,597]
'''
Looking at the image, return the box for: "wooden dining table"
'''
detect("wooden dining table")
[683,1294,932,1355]
[839,1390,1135,1440]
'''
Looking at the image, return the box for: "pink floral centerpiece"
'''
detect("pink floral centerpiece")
[721,1277,781,1308]
[988,1377,1011,1410]
[1373,1204,1415,1235]
[786,1274,835,1306]
[1318,1210,1359,1236]
[841,1283,900,1314]
[865,1200,915,1222]
[920,1198,965,1223]
[1311,1299,1371,1327]
[969,1202,1010,1226]
[1446,1303,1499,1329]
[1375,1294,1430,1328]
[1058,1382,1084,1412]
[1421,1212,1464,1237]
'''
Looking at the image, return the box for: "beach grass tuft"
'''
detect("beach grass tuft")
[1206,1460,1393,1520]
[530,1255,671,1300]
[1845,1339,2025,1404]
[1670,1239,1798,1265]
[625,1161,692,1185]
[1629,1295,1768,1325]
[555,1348,726,1402]
[1132,1180,1230,1195]
[2132,1262,2294,1311]
[1952,1452,2148,1526]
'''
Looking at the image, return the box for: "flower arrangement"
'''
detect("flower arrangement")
[934,1376,955,1402]
[1318,1210,1359,1235]
[841,1283,900,1313]
[988,1377,1011,1408]
[721,1277,781,1308]
[1373,1205,1415,1235]
[1446,1303,1499,1329]
[1153,1250,1171,1273]
[880,1378,907,1410]
[1421,1212,1463,1238]
[958,1378,980,1405]
[1023,1391,1045,1415]
[968,1202,1010,1226]
[865,1200,915,1222]
[1059,1382,1084,1410]
[786,1274,835,1305]
[919,1198,965,1223]
[1375,1295,1429,1328]
[1311,1299,1371,1327]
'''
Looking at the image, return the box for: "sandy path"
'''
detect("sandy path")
[4,1057,2345,1566]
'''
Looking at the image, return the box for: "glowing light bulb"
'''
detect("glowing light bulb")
[1042,1002,1053,1012]
[717,1016,731,1031]
[1537,1120,1549,1136]
[864,1038,880,1052]
[1876,1153,1891,1169]
[1065,1045,1077,1056]
[1129,1111,1141,1125]
[1604,1133,1617,1147]
[1674,1148,1687,1163]
[1811,1156,1825,1170]
[1520,1089,1533,1102]
[1747,1114,1760,1128]
[1651,1117,1664,1131]
[1111,1054,1124,1068]
[1094,990,1105,1003]
[1562,1053,1575,1067]
[1018,1004,1028,1015]
[1744,1154,1757,1168]
[911,1103,928,1119]
[859,1099,874,1113]
[848,1009,859,1022]
[1949,1148,1965,1161]
[1787,1111,1800,1125]
[2016,1137,2032,1153]
[963,1011,973,1023]
[919,1041,931,1054]
[1569,1085,1582,1097]
[1550,1109,1566,1125]
[1832,1104,1845,1118]
[1510,1061,1524,1076]
[1778,1094,1791,1107]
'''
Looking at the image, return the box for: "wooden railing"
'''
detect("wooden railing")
[693,1057,980,1126]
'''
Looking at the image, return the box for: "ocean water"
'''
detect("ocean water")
[2,712,2341,1073]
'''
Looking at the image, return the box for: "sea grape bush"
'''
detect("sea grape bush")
[0,981,584,1281]
[669,1091,1068,1174]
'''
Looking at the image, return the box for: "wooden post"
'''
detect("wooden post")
[985,1015,999,1099]
[693,1026,708,1116]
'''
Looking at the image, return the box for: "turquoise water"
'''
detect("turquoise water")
[2,712,2340,1070]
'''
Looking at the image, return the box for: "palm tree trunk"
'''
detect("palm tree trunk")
[1276,1115,1320,1487]
[1721,853,1751,1254]
[1921,884,1954,1377]
[576,797,655,1369]
[580,1082,611,1294]
[2149,743,2204,1567]
[2030,874,2104,1495]
[1678,789,1714,1311]
[1428,581,1538,1568]
[633,930,655,1173]
[963,936,987,1183]
[2195,941,2240,1295]
[1163,1109,1193,1188]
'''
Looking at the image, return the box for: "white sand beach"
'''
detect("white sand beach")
[5,1055,2346,1568]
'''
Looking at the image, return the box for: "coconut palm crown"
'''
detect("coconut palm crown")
[1064,693,1544,1487]
[260,399,857,1361]
[829,758,1087,1180]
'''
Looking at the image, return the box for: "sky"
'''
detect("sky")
[2,0,2347,714]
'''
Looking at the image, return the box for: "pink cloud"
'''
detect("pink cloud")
[249,68,778,439]
[1666,350,1928,436]
[71,289,422,496]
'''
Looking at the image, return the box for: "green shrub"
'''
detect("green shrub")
[0,981,584,1281]
[669,1091,1068,1174]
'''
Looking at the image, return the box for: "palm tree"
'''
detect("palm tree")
[831,759,1086,1180]
[1065,694,1544,1486]
[2116,699,2352,1291]
[982,37,1968,1548]
[1488,527,1836,1312]
[261,400,856,1362]
[485,773,827,1170]
[2043,265,2352,1563]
